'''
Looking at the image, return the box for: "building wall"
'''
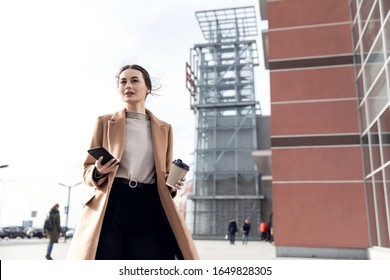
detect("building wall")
[267,0,370,258]
[350,0,390,253]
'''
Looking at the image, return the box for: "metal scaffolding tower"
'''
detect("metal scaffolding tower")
[186,6,262,237]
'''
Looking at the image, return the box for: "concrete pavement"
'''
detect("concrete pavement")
[3,238,386,280]
[0,237,282,260]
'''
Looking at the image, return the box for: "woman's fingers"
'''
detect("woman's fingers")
[173,178,186,190]
[95,157,119,175]
[165,174,186,191]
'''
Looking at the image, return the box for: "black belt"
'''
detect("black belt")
[113,177,154,189]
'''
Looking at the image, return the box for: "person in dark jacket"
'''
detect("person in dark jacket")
[241,219,251,245]
[45,203,61,260]
[266,212,273,242]
[228,217,238,245]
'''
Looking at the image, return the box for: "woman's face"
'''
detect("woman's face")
[117,68,150,105]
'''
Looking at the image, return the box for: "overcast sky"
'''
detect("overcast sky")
[0,0,269,228]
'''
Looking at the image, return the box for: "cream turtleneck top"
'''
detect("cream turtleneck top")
[115,111,155,183]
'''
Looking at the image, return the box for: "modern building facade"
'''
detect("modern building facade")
[185,6,268,238]
[261,0,390,259]
[351,0,390,253]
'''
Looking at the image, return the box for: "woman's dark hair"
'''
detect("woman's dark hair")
[115,64,152,92]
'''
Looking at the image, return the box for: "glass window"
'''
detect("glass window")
[237,173,256,195]
[216,173,235,195]
[389,64,390,90]
[362,133,372,176]
[359,102,368,131]
[351,0,358,20]
[357,74,365,103]
[361,2,381,53]
[385,16,390,58]
[237,128,255,148]
[195,174,215,196]
[366,42,386,89]
[380,108,390,164]
[385,165,390,219]
[237,151,257,171]
[200,130,214,149]
[381,0,390,21]
[373,171,390,247]
[363,37,385,93]
[366,72,388,124]
[370,122,382,171]
[216,127,233,147]
[196,151,214,172]
[365,178,379,246]
[352,22,360,48]
[216,115,234,127]
[354,45,363,74]
[360,0,376,24]
[215,151,235,171]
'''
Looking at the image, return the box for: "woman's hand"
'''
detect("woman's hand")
[165,174,186,192]
[95,157,119,177]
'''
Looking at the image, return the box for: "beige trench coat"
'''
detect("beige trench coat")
[67,108,199,260]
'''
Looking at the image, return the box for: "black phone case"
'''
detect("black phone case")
[87,147,115,165]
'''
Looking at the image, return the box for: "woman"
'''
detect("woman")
[45,203,61,260]
[67,64,199,260]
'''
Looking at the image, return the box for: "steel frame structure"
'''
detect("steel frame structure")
[186,6,262,237]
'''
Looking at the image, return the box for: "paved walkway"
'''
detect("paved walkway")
[0,238,281,260]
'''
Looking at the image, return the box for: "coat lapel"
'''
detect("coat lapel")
[146,109,167,175]
[107,108,126,160]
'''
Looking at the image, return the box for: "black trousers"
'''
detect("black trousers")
[95,178,182,260]
[229,233,236,244]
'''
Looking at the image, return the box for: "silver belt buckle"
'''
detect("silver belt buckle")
[129,179,138,188]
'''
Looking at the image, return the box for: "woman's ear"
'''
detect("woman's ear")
[144,90,151,100]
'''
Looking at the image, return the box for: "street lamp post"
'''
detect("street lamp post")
[58,181,82,242]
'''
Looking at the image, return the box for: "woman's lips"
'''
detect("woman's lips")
[124,91,134,96]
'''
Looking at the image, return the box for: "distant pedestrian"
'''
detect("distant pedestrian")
[44,203,61,260]
[267,222,274,243]
[259,221,267,241]
[241,219,251,245]
[228,217,238,245]
[266,212,273,242]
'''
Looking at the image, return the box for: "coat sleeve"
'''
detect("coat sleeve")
[166,124,177,198]
[83,116,109,188]
[166,124,173,172]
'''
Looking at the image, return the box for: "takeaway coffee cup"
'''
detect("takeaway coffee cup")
[166,159,190,188]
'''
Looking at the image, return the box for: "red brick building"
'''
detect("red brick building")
[261,0,390,259]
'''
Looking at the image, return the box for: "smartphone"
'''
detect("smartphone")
[87,146,118,165]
